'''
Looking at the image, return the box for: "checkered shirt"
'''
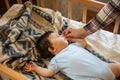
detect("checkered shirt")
[84,0,120,34]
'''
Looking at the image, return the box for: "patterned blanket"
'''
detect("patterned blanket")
[0,1,69,80]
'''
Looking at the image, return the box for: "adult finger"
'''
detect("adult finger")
[66,38,79,42]
[62,28,72,35]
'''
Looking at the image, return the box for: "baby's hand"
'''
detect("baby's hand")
[24,61,37,72]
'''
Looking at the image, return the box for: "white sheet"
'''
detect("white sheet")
[63,16,120,62]
[86,30,120,62]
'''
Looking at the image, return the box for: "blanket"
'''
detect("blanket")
[0,1,69,80]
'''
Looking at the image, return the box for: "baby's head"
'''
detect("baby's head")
[36,31,68,58]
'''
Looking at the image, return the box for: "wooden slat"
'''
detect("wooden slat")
[113,16,120,34]
[0,64,29,80]
[82,6,87,24]
[5,0,10,9]
[68,0,72,19]
[29,0,33,3]
[40,0,45,7]
[16,0,23,4]
[53,0,58,11]
[71,0,105,9]
[36,0,45,7]
[36,0,40,6]
[67,0,105,20]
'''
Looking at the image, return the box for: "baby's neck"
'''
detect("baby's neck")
[53,46,67,55]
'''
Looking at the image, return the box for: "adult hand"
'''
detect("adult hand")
[62,27,89,39]
[66,37,87,48]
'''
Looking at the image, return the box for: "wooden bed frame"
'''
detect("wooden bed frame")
[3,0,120,34]
[0,0,120,80]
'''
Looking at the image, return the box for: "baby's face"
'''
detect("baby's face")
[48,32,68,51]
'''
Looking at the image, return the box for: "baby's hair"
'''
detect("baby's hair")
[36,31,54,59]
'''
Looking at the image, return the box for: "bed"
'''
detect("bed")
[0,0,120,80]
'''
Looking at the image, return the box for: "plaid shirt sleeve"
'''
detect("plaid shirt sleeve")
[84,0,120,34]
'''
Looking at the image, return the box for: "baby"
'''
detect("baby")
[25,31,120,80]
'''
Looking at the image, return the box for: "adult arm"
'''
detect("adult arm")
[62,0,120,38]
[84,0,120,34]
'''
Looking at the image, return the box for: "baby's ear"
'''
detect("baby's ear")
[48,47,56,53]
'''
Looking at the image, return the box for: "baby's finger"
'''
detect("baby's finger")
[25,69,31,72]
[25,65,31,71]
[25,63,31,67]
